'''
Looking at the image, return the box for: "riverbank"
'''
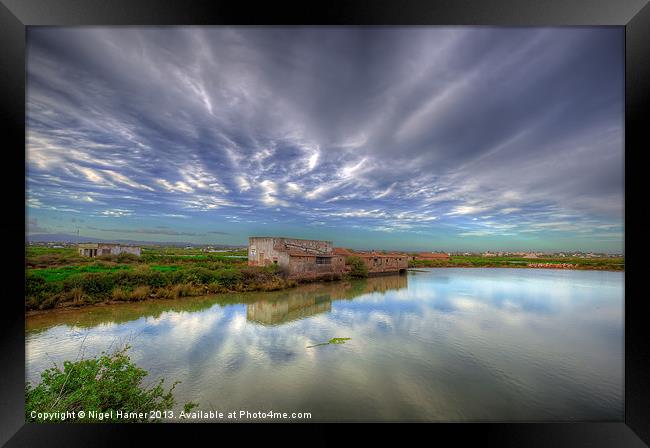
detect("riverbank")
[27,263,623,314]
[26,263,352,311]
[25,247,623,312]
[409,255,624,271]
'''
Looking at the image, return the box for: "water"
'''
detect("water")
[26,268,624,422]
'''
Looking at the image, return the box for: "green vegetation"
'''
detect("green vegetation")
[30,264,133,282]
[25,246,303,311]
[26,246,247,269]
[25,345,195,422]
[346,256,369,278]
[409,255,624,270]
[26,263,294,311]
[306,337,351,348]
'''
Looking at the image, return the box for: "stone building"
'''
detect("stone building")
[78,243,141,257]
[333,248,409,274]
[248,236,411,277]
[248,237,346,277]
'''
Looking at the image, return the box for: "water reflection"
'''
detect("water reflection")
[247,294,332,325]
[25,269,622,421]
[246,274,408,325]
[27,273,408,333]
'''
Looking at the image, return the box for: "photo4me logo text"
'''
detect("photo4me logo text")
[29,409,312,421]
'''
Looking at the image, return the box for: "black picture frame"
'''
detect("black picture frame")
[1,0,648,446]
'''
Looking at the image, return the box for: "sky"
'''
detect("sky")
[26,27,624,252]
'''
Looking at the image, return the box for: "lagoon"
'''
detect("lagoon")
[26,268,624,422]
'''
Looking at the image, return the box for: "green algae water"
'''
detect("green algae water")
[26,268,623,421]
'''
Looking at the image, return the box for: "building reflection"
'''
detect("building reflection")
[27,274,409,332]
[246,274,408,325]
[247,293,332,325]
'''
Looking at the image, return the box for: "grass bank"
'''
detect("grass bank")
[26,263,302,310]
[26,246,348,311]
[26,247,623,312]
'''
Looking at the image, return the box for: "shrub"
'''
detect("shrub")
[25,346,182,423]
[206,281,227,294]
[67,287,84,304]
[171,283,193,299]
[116,253,140,263]
[130,286,151,301]
[97,254,119,262]
[26,274,47,297]
[111,287,130,301]
[154,287,175,300]
[182,267,215,285]
[346,256,368,278]
[212,269,242,288]
[39,294,63,310]
[65,273,116,299]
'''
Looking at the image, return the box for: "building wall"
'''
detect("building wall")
[248,237,407,276]
[248,237,333,267]
[281,238,332,254]
[99,244,141,256]
[359,255,409,274]
[78,243,141,257]
[248,237,346,277]
[287,255,346,276]
[79,248,98,257]
[248,237,281,267]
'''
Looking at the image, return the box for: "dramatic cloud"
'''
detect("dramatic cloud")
[26,27,624,251]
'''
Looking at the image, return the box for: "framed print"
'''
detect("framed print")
[1,0,649,446]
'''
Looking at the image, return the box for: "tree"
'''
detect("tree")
[346,256,368,278]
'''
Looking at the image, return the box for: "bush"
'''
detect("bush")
[212,269,242,288]
[27,262,298,309]
[182,267,215,285]
[25,346,184,422]
[206,281,227,294]
[116,253,140,263]
[171,283,193,299]
[346,256,368,278]
[130,285,151,301]
[111,287,130,301]
[67,287,84,304]
[65,273,116,299]
[26,274,48,299]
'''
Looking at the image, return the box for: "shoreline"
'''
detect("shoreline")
[26,265,623,316]
[408,265,624,272]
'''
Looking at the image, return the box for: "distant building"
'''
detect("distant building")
[78,243,141,257]
[482,252,497,257]
[523,253,539,259]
